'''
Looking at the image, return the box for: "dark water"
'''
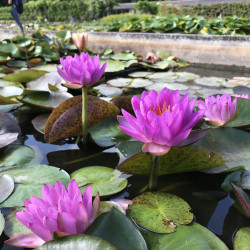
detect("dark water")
[1,65,250,249]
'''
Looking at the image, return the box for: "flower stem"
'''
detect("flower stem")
[82,86,88,145]
[148,155,160,190]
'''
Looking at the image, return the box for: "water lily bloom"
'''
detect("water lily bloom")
[197,94,237,126]
[117,88,205,156]
[72,32,88,52]
[5,180,99,248]
[234,94,250,99]
[57,52,107,89]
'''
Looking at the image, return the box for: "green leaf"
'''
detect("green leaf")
[129,192,193,233]
[39,234,116,250]
[130,78,153,88]
[89,118,130,147]
[0,133,18,149]
[194,77,225,87]
[32,113,50,134]
[100,59,125,73]
[4,70,47,83]
[0,43,17,55]
[140,60,170,70]
[234,227,250,250]
[117,145,225,175]
[71,166,128,196]
[142,222,228,250]
[0,174,14,203]
[0,86,23,97]
[0,164,70,207]
[128,71,153,78]
[7,60,27,69]
[0,212,4,237]
[86,208,148,250]
[107,78,132,87]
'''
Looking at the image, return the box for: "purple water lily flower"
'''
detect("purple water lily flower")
[197,94,237,126]
[5,180,99,248]
[117,88,205,156]
[234,94,250,99]
[57,52,107,89]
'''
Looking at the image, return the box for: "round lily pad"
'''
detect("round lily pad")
[146,82,189,92]
[234,227,250,250]
[0,174,14,203]
[97,201,125,217]
[4,70,47,83]
[32,113,50,134]
[194,77,226,87]
[71,166,128,196]
[0,212,4,236]
[7,60,27,69]
[0,133,18,149]
[0,86,23,97]
[128,71,153,78]
[146,71,175,80]
[0,79,24,89]
[40,234,116,250]
[100,59,125,73]
[33,64,58,72]
[107,78,132,87]
[130,78,153,88]
[94,84,122,97]
[128,192,193,233]
[175,72,200,81]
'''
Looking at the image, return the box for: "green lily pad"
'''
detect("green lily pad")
[33,64,58,72]
[234,227,250,250]
[0,174,14,203]
[141,60,170,70]
[0,164,70,207]
[94,84,123,97]
[107,78,132,87]
[0,79,24,89]
[4,207,30,238]
[128,192,193,233]
[142,222,228,250]
[128,71,153,78]
[194,77,225,87]
[0,55,13,64]
[100,59,125,73]
[4,70,47,83]
[89,118,130,147]
[97,201,125,217]
[146,71,175,80]
[0,212,4,237]
[0,133,18,149]
[71,166,127,196]
[31,113,50,134]
[26,72,67,92]
[86,208,148,250]
[7,60,27,68]
[21,91,73,110]
[195,128,250,172]
[0,95,19,104]
[40,234,116,250]
[175,72,200,81]
[0,144,41,167]
[110,52,137,61]
[130,78,153,88]
[117,145,225,175]
[0,86,23,97]
[0,104,22,112]
[0,43,17,55]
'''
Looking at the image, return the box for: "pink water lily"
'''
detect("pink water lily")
[5,180,99,248]
[197,94,237,126]
[72,32,88,52]
[118,88,205,156]
[57,52,107,89]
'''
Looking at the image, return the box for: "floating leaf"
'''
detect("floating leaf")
[129,192,193,233]
[86,208,147,250]
[110,52,137,61]
[0,133,18,149]
[128,71,153,78]
[130,78,153,88]
[140,60,170,70]
[44,96,120,143]
[0,86,23,97]
[4,70,47,83]
[0,43,17,55]
[0,164,70,207]
[33,64,58,72]
[32,113,50,134]
[107,78,132,87]
[7,60,27,68]
[98,201,125,216]
[40,234,116,250]
[100,59,125,73]
[146,71,175,80]
[234,227,250,250]
[142,222,228,250]
[111,95,134,115]
[94,84,123,97]
[117,145,225,175]
[71,166,128,196]
[21,91,73,110]
[0,174,14,203]
[0,212,4,237]
[194,77,225,87]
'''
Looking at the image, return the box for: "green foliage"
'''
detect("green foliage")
[0,6,12,20]
[103,15,250,35]
[135,0,158,15]
[158,2,250,18]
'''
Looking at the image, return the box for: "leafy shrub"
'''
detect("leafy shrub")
[135,0,158,15]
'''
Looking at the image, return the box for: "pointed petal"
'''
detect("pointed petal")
[89,192,100,225]
[142,142,171,156]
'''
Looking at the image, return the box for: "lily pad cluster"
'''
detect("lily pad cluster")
[102,15,250,35]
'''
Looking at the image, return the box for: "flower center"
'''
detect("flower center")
[151,102,171,116]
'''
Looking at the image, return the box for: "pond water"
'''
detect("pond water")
[1,63,250,249]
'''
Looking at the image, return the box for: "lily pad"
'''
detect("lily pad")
[0,79,24,89]
[4,70,47,83]
[89,118,130,147]
[128,192,193,233]
[130,78,153,88]
[117,145,225,175]
[110,52,137,61]
[0,164,70,207]
[0,174,14,203]
[128,71,153,78]
[21,91,73,110]
[7,60,27,68]
[94,84,123,97]
[140,60,170,70]
[0,212,4,237]
[86,208,147,250]
[0,86,23,97]
[26,72,67,92]
[32,113,50,134]
[234,227,250,250]
[4,207,30,238]
[97,201,125,216]
[146,71,175,80]
[142,222,228,250]
[0,133,18,149]
[194,77,225,87]
[71,166,128,196]
[33,64,58,72]
[100,59,125,73]
[107,78,132,87]
[40,234,116,250]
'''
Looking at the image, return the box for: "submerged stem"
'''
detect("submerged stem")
[82,86,88,145]
[148,155,160,190]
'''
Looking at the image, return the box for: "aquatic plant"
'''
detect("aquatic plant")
[71,32,88,52]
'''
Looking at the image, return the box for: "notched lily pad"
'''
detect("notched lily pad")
[129,192,193,233]
[71,166,128,196]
